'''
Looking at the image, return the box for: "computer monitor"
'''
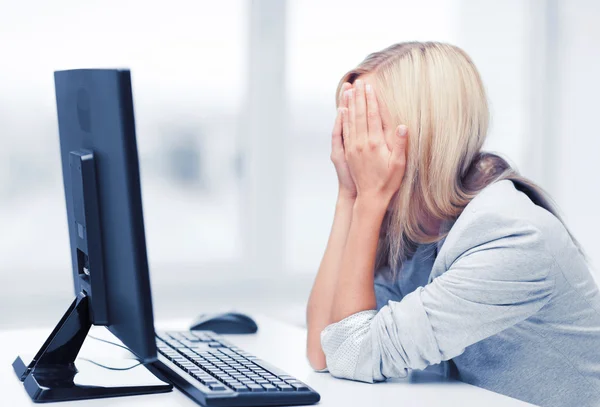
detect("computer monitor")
[12,69,172,402]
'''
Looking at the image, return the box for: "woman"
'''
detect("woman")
[306,42,600,407]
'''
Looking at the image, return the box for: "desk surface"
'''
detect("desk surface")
[1,315,533,407]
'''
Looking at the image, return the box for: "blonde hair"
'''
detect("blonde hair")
[336,42,567,274]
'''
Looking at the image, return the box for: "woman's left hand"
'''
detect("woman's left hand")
[341,79,408,205]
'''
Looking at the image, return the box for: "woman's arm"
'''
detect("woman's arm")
[306,195,354,370]
[330,79,408,323]
[306,84,356,370]
[330,198,386,321]
[321,214,556,382]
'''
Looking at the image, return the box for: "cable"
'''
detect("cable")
[80,357,142,371]
[88,334,133,352]
[82,334,142,370]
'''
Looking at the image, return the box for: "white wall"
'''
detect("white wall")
[458,0,600,276]
[555,0,600,273]
[457,0,530,171]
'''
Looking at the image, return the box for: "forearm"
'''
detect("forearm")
[331,197,387,322]
[306,195,355,369]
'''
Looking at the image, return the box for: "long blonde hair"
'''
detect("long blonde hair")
[336,42,566,274]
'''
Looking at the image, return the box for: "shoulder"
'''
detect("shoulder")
[440,180,568,270]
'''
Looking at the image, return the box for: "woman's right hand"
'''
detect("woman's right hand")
[331,83,357,200]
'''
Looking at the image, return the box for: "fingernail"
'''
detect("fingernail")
[398,125,408,137]
[345,89,352,99]
[366,84,372,93]
[355,79,362,87]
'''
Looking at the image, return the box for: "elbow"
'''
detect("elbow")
[306,330,327,371]
[307,349,327,371]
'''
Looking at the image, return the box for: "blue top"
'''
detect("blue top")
[320,180,600,406]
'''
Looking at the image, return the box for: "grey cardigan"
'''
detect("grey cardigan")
[320,180,600,407]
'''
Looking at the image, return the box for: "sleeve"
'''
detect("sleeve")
[320,221,557,383]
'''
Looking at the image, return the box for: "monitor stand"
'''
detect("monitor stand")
[12,292,172,402]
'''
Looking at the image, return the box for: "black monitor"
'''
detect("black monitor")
[12,69,172,402]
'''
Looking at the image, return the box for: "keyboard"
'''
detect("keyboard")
[153,331,321,406]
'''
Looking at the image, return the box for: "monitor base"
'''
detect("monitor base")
[12,292,172,403]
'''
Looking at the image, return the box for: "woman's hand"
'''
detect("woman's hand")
[331,83,357,200]
[341,79,408,205]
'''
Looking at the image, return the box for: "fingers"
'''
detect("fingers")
[391,125,408,167]
[365,83,384,142]
[338,82,351,106]
[345,88,356,145]
[331,107,343,149]
[353,79,367,142]
[341,107,350,151]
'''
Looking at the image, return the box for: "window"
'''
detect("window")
[0,0,247,326]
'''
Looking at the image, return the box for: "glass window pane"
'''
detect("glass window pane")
[0,0,246,325]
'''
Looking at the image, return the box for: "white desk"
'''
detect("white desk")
[1,315,533,407]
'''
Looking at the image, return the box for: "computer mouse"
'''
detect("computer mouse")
[190,312,258,334]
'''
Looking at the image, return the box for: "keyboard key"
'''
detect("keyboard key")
[247,383,265,392]
[156,332,172,342]
[209,384,227,391]
[167,340,185,348]
[253,359,288,377]
[182,332,201,342]
[277,384,294,391]
[231,384,249,392]
[262,383,278,392]
[255,379,269,384]
[290,382,310,391]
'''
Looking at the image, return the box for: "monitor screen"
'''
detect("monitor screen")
[54,69,157,362]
